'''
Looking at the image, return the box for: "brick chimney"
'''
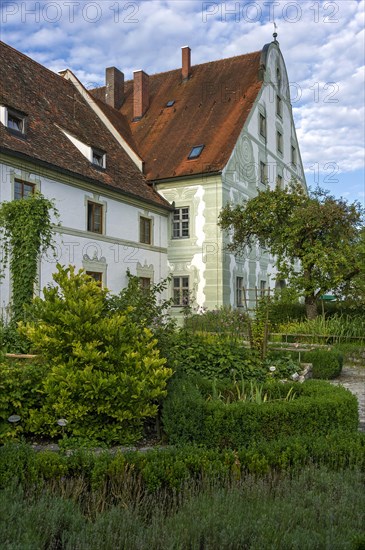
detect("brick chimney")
[105,67,124,109]
[133,70,149,120]
[182,46,191,81]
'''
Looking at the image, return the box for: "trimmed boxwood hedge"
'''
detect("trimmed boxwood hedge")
[162,376,358,448]
[301,349,343,379]
[1,433,365,494]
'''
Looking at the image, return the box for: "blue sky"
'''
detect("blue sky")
[1,0,364,206]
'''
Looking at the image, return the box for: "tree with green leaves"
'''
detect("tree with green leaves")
[337,226,365,308]
[19,265,172,444]
[219,182,364,319]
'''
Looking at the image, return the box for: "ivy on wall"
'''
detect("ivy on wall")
[0,192,59,322]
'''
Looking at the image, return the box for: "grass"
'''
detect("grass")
[1,466,364,549]
[278,314,365,344]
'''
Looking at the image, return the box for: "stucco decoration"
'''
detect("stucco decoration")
[236,134,256,185]
[136,261,154,281]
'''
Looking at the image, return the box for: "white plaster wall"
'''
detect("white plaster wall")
[0,160,169,312]
[222,42,306,302]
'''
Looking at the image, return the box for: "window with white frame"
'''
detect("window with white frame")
[173,276,189,306]
[6,107,27,135]
[291,145,297,167]
[172,207,189,239]
[260,280,266,297]
[276,130,283,154]
[259,113,266,139]
[140,216,152,245]
[87,201,103,234]
[276,95,282,118]
[91,148,106,168]
[260,161,267,184]
[236,277,244,307]
[14,179,35,200]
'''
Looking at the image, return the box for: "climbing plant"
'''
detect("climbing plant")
[0,192,59,322]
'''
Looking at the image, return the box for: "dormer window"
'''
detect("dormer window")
[6,108,26,135]
[92,149,106,168]
[188,145,204,159]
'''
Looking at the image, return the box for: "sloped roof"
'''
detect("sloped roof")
[92,51,263,181]
[0,41,170,209]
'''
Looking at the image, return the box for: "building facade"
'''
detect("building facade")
[0,37,306,319]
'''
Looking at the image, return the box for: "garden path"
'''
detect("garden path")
[330,365,365,432]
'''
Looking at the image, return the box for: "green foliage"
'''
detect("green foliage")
[279,314,365,344]
[1,464,365,549]
[0,315,31,353]
[184,306,249,336]
[19,264,172,444]
[301,349,343,379]
[0,192,59,322]
[107,271,176,363]
[219,182,364,319]
[167,330,265,381]
[0,359,48,442]
[162,376,358,447]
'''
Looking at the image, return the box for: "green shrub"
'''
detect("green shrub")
[168,331,264,380]
[184,306,249,335]
[0,317,31,353]
[0,359,48,442]
[1,433,365,497]
[162,377,358,448]
[18,265,172,445]
[302,349,343,379]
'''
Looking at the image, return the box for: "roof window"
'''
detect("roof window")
[92,149,106,169]
[188,144,204,159]
[6,108,27,135]
[166,100,175,108]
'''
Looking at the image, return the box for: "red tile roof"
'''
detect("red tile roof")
[0,41,170,210]
[92,51,263,181]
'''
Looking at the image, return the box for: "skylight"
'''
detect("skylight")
[166,100,175,108]
[188,145,204,159]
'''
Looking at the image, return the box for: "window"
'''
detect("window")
[276,130,283,154]
[260,161,267,184]
[14,179,35,200]
[188,145,204,159]
[166,100,175,108]
[277,174,283,189]
[276,95,282,118]
[87,201,103,234]
[260,280,266,297]
[236,277,244,307]
[259,113,266,139]
[140,216,152,244]
[276,67,282,88]
[92,149,106,168]
[172,207,189,238]
[7,108,26,135]
[139,277,151,291]
[86,271,102,285]
[291,145,297,166]
[173,276,189,306]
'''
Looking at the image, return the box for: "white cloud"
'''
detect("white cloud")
[1,0,364,202]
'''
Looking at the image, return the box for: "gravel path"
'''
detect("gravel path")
[330,365,365,432]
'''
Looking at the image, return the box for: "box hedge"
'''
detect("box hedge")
[162,376,358,448]
[1,433,364,494]
[301,349,343,379]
